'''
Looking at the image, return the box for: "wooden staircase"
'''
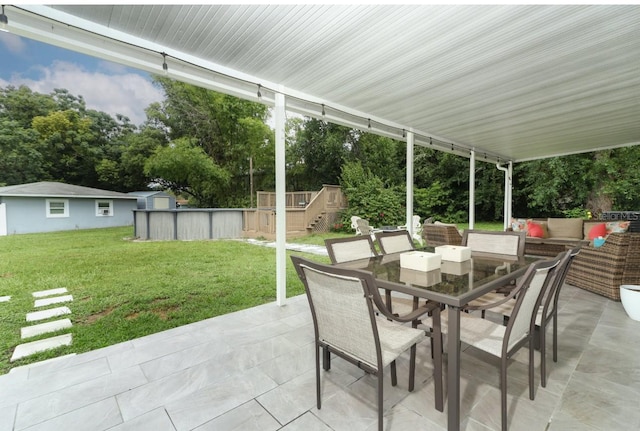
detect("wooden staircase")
[244,185,347,239]
[306,211,327,234]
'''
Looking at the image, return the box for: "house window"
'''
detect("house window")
[46,199,69,218]
[96,200,113,216]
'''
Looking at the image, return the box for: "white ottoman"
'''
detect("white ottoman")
[620,285,640,321]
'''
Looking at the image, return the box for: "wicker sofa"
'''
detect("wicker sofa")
[517,218,600,257]
[565,232,640,301]
[505,217,599,257]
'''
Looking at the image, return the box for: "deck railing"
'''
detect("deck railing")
[244,185,346,238]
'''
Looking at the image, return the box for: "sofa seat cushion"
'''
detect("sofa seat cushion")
[526,237,586,245]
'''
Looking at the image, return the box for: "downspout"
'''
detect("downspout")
[496,161,513,231]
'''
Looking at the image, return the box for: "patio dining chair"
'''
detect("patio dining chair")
[440,254,561,431]
[463,229,528,313]
[324,234,435,330]
[324,235,378,264]
[462,229,526,257]
[470,247,581,387]
[323,235,443,407]
[373,229,437,328]
[290,256,431,431]
[375,230,415,254]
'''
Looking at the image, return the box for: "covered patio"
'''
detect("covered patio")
[5,4,640,304]
[1,280,637,431]
[2,4,640,431]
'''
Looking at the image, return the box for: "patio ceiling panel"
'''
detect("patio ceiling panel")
[6,4,640,163]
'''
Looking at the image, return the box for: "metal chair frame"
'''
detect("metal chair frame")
[291,256,436,431]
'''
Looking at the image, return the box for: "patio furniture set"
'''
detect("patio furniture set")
[422,217,640,302]
[292,229,580,431]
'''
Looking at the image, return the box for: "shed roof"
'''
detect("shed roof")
[6,4,640,163]
[127,191,171,198]
[0,182,138,199]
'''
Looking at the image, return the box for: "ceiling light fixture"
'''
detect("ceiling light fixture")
[321,104,326,119]
[0,6,9,32]
[367,118,371,129]
[402,129,406,138]
[257,84,262,100]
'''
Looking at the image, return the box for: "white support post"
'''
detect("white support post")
[507,161,513,227]
[469,150,476,230]
[496,161,513,231]
[406,131,415,234]
[275,91,286,306]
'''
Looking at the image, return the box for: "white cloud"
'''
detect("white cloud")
[0,32,27,55]
[5,60,164,126]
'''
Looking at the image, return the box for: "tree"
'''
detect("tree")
[0,85,146,191]
[287,118,406,191]
[286,119,352,190]
[0,85,56,128]
[148,77,273,206]
[144,138,230,207]
[339,161,404,227]
[0,119,45,186]
[514,147,640,218]
[31,109,95,185]
[114,126,168,191]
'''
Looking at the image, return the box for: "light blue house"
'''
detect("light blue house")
[0,182,138,235]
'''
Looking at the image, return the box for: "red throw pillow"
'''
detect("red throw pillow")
[526,221,544,238]
[588,223,607,240]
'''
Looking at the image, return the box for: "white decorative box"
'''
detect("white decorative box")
[400,251,441,272]
[400,268,442,287]
[434,245,471,262]
[441,260,472,275]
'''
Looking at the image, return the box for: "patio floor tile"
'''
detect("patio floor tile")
[1,285,638,430]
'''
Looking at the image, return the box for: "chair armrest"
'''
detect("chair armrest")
[376,290,439,323]
[463,286,521,311]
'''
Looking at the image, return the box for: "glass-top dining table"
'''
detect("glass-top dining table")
[335,248,542,431]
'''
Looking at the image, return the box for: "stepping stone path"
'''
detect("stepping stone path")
[26,306,71,322]
[10,288,74,363]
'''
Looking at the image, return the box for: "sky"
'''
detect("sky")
[0,31,165,126]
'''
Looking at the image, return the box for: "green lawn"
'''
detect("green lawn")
[0,221,502,374]
[0,226,328,374]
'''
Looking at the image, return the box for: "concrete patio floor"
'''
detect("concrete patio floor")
[1,280,638,431]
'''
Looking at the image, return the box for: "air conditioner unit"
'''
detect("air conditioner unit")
[100,209,110,215]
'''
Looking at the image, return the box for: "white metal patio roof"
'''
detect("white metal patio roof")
[6,4,640,164]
